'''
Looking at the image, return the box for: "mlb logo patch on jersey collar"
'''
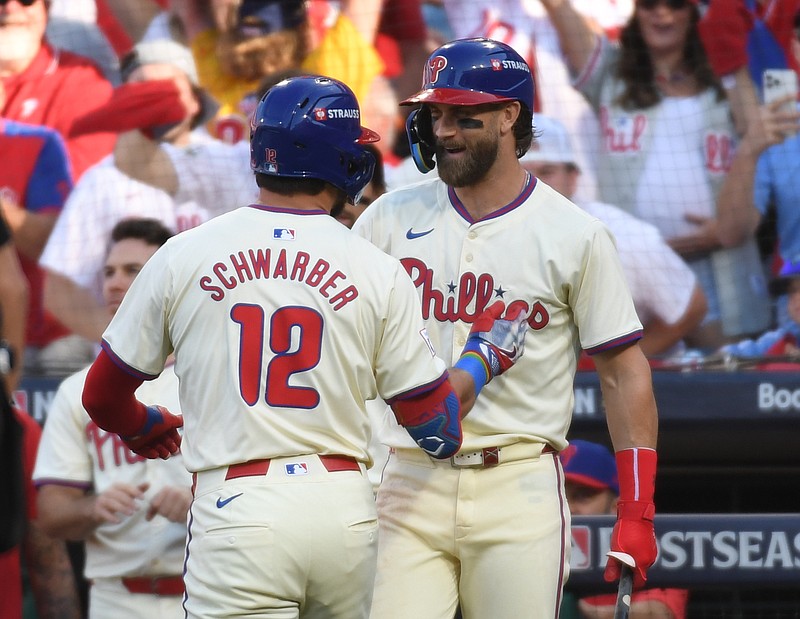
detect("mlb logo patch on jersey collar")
[273,227,296,240]
[285,462,308,475]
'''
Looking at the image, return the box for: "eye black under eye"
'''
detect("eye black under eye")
[456,118,484,130]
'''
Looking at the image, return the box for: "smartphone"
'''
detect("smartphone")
[763,68,799,110]
[763,69,798,136]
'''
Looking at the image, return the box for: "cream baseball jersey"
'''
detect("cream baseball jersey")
[101,205,447,473]
[33,365,189,579]
[353,176,642,451]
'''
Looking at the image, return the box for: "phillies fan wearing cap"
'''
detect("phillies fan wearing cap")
[560,440,689,619]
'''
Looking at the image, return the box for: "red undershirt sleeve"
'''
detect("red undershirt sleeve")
[81,349,148,436]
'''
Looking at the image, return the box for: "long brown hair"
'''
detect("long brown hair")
[216,26,308,82]
[615,6,725,110]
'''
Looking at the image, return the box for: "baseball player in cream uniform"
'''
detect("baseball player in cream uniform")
[79,76,528,619]
[33,218,190,619]
[353,39,659,618]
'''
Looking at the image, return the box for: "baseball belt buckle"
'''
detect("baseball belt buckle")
[450,447,500,468]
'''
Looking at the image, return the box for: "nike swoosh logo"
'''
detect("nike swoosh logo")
[406,227,434,239]
[216,493,243,508]
[502,346,518,358]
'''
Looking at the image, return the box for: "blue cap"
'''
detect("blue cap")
[560,440,619,495]
[769,260,800,296]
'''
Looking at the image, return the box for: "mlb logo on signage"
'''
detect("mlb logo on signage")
[570,526,592,570]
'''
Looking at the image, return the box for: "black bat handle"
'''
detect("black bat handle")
[614,565,634,619]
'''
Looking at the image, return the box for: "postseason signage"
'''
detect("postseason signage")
[568,514,800,589]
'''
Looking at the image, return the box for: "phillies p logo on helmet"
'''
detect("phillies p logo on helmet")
[426,56,448,85]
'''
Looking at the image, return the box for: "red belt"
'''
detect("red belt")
[121,575,184,596]
[225,454,359,480]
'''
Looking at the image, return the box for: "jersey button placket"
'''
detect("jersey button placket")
[452,229,478,358]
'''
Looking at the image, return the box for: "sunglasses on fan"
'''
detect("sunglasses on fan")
[0,0,39,6]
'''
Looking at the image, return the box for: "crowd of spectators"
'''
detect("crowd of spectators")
[3,0,800,617]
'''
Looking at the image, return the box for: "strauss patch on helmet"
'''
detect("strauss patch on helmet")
[313,107,360,121]
[492,59,531,73]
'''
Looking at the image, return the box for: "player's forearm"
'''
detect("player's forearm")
[447,368,477,418]
[23,521,82,619]
[594,344,658,450]
[44,272,109,342]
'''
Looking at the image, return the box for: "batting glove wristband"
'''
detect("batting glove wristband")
[604,447,658,589]
[121,405,183,460]
[454,301,528,397]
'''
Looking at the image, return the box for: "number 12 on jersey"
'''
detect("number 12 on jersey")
[231,304,323,409]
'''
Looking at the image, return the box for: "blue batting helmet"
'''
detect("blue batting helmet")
[401,38,535,113]
[250,75,379,202]
[402,38,535,173]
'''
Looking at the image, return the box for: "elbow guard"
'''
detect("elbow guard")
[391,379,463,459]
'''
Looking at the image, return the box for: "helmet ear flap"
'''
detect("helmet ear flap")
[406,107,436,173]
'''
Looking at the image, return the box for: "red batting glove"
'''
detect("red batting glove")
[122,405,183,460]
[604,448,658,589]
[69,80,186,138]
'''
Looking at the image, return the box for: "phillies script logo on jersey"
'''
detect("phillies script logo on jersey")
[600,108,647,153]
[400,257,550,329]
[86,421,144,470]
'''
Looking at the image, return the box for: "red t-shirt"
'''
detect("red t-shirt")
[0,410,41,619]
[1,43,116,180]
